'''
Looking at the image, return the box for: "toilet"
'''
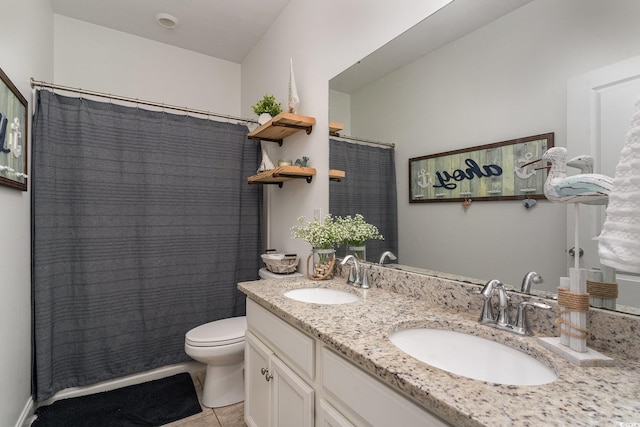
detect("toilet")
[184,316,247,408]
[185,268,303,408]
[258,267,304,280]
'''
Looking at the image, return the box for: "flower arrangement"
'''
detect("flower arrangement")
[251,94,283,117]
[291,215,342,249]
[292,214,383,277]
[335,214,384,246]
[291,214,383,249]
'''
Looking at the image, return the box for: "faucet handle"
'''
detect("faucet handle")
[495,283,511,327]
[360,268,371,289]
[347,265,357,285]
[514,300,551,335]
[476,279,502,324]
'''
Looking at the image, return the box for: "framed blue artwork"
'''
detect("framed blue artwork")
[409,133,554,203]
[0,66,28,191]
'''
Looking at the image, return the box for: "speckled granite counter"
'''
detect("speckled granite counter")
[238,273,640,427]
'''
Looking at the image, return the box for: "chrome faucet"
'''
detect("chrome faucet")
[341,255,370,288]
[379,251,397,265]
[474,279,550,335]
[521,271,543,294]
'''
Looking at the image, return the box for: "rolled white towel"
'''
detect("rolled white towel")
[598,95,640,273]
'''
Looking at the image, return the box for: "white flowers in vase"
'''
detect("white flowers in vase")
[335,214,383,247]
[291,213,383,249]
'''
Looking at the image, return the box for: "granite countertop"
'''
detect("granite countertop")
[238,277,640,427]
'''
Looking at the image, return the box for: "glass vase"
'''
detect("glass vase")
[346,244,366,262]
[309,248,336,280]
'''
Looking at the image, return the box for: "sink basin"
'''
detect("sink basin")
[283,288,359,305]
[389,328,557,385]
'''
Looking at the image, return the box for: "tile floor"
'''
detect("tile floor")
[164,371,246,427]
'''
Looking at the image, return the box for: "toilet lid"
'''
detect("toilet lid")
[185,316,247,347]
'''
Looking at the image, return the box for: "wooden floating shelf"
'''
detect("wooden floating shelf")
[329,122,344,135]
[248,112,316,144]
[329,169,345,182]
[248,166,316,187]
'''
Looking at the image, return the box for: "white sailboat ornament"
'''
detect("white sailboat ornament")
[288,58,300,114]
[521,147,614,366]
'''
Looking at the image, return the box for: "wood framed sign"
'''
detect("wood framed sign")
[409,133,554,203]
[0,66,28,191]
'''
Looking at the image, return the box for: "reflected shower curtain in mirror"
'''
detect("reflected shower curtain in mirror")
[31,90,262,401]
[330,139,398,263]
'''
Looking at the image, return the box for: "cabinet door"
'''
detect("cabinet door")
[246,332,273,427]
[270,355,314,427]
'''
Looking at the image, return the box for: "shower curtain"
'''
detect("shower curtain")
[329,138,398,263]
[31,90,262,401]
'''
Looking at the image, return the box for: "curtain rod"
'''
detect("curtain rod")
[330,133,395,148]
[30,78,258,125]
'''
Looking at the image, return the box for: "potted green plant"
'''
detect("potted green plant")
[252,94,283,124]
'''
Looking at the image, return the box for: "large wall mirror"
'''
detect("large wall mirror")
[329,0,640,315]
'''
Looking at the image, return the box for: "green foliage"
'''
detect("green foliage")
[251,94,283,117]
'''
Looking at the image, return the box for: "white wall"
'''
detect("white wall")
[0,12,241,427]
[54,15,241,115]
[346,0,640,290]
[242,0,454,261]
[0,2,53,426]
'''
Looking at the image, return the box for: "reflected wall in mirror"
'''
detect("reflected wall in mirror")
[329,0,640,314]
[329,138,398,264]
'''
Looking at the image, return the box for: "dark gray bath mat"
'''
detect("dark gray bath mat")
[32,372,202,426]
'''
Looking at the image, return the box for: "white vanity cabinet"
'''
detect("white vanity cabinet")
[245,299,449,427]
[245,301,315,427]
[321,348,449,427]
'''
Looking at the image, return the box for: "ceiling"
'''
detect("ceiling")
[50,0,292,64]
[330,0,533,94]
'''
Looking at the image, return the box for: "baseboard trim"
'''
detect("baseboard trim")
[15,396,35,427]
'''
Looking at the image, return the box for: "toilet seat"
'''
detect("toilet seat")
[185,316,247,347]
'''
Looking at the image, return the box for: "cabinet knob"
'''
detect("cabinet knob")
[265,373,273,381]
[260,367,268,375]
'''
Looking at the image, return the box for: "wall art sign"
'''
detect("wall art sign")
[409,133,554,203]
[0,66,28,191]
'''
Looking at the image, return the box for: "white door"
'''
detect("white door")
[566,54,640,310]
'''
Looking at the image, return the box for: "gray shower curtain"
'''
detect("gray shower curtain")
[31,90,262,401]
[330,139,398,263]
